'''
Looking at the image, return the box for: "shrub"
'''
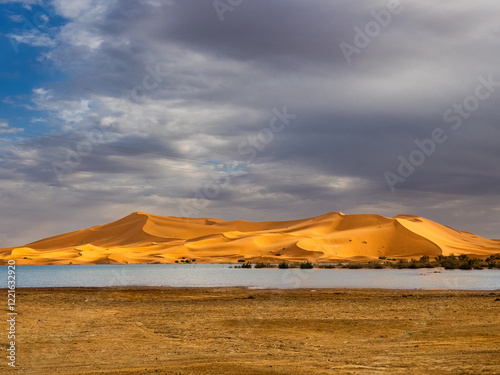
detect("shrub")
[458,262,472,270]
[469,258,484,269]
[238,259,246,263]
[416,255,434,268]
[254,262,271,268]
[408,259,419,269]
[343,262,363,269]
[300,261,314,269]
[378,256,387,260]
[442,254,458,269]
[486,253,500,262]
[318,264,337,269]
[175,260,179,263]
[434,255,445,265]
[419,255,430,263]
[278,261,289,269]
[395,259,409,269]
[442,262,458,270]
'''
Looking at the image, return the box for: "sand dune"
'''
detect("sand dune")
[1,211,499,265]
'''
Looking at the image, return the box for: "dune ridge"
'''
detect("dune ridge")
[1,211,499,265]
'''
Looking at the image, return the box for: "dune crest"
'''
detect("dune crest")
[1,211,499,265]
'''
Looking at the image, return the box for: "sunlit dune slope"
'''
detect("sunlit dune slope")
[1,211,499,265]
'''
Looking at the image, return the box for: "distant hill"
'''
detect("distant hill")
[1,211,499,265]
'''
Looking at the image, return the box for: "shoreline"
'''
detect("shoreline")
[9,285,500,293]
[3,252,500,269]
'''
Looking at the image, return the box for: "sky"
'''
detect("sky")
[0,0,499,247]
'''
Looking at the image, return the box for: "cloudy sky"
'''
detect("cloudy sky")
[1,0,499,247]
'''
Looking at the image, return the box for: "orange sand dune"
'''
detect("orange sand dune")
[1,211,499,265]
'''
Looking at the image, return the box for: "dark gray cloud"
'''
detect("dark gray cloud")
[1,0,500,247]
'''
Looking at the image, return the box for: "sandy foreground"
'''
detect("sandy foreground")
[1,287,499,374]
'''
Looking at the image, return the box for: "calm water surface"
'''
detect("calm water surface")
[2,264,499,289]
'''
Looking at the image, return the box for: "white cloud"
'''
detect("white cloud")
[32,88,91,124]
[32,87,52,99]
[8,32,56,47]
[51,0,92,19]
[58,22,103,50]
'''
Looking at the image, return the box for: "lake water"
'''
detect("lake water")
[2,264,499,290]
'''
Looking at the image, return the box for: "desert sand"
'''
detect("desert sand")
[1,211,499,265]
[6,287,500,374]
